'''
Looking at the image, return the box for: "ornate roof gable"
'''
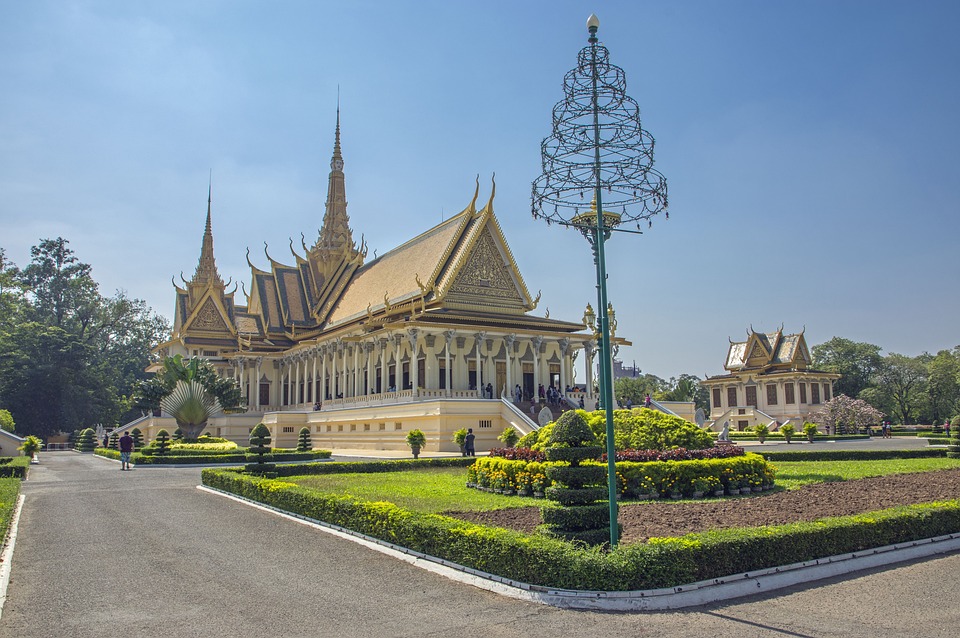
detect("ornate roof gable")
[432,178,533,314]
[182,291,236,337]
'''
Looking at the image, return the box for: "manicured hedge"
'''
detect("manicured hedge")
[0,477,21,543]
[94,449,331,465]
[0,456,30,479]
[469,454,773,497]
[202,467,960,591]
[757,449,948,462]
[273,457,476,477]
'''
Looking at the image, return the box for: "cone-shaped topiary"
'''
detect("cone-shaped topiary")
[131,428,144,448]
[109,432,119,449]
[537,410,619,546]
[296,427,312,452]
[549,410,596,447]
[153,429,171,456]
[172,428,184,441]
[948,417,960,459]
[246,423,276,475]
[75,428,96,452]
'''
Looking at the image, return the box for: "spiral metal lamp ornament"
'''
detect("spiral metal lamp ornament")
[531,14,668,547]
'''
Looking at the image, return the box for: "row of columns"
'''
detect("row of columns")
[234,330,584,410]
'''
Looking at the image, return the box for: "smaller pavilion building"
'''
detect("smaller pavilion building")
[702,327,840,431]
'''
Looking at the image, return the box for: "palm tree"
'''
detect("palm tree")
[160,380,222,440]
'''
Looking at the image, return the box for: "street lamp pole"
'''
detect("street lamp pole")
[532,13,668,548]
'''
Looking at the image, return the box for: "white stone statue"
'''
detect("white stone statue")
[718,421,730,442]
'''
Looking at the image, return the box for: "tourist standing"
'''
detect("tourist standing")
[119,431,135,471]
[464,428,475,457]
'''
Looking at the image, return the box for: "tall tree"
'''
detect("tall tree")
[660,374,710,414]
[614,374,667,406]
[0,248,27,332]
[873,353,928,425]
[926,348,960,425]
[0,238,169,437]
[812,337,884,399]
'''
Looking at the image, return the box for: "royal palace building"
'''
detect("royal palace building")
[132,115,610,451]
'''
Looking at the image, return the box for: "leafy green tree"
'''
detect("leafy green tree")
[0,248,27,332]
[0,409,14,433]
[660,374,709,413]
[614,374,666,406]
[0,322,102,438]
[812,337,884,399]
[0,239,168,436]
[925,348,960,425]
[874,353,928,424]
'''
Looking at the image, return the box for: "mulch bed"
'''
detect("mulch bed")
[445,468,960,544]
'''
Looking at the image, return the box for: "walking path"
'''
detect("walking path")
[0,449,957,637]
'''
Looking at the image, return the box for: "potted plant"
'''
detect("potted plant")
[452,428,468,456]
[19,435,43,464]
[754,423,769,443]
[779,423,795,444]
[803,422,818,443]
[497,426,519,448]
[406,429,427,458]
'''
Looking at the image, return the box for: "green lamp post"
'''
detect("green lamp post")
[532,13,668,546]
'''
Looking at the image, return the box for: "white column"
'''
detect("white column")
[254,357,263,411]
[532,336,543,400]
[504,334,515,398]
[474,332,485,397]
[559,338,570,393]
[379,338,388,393]
[444,330,455,396]
[408,329,419,393]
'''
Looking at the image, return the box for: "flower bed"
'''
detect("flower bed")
[467,452,773,499]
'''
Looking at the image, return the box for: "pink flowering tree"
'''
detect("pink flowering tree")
[808,394,885,435]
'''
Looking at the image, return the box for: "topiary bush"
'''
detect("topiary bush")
[109,432,119,450]
[153,429,171,456]
[131,428,144,448]
[75,428,96,452]
[779,424,795,443]
[522,408,713,452]
[296,427,312,452]
[948,418,960,459]
[172,428,184,442]
[246,423,276,475]
[537,411,619,546]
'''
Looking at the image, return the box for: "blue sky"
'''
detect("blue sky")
[2,0,958,382]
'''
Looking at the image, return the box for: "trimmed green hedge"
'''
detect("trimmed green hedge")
[273,457,476,477]
[94,449,331,465]
[757,449,948,462]
[0,456,30,478]
[0,477,21,543]
[468,454,773,497]
[202,467,960,591]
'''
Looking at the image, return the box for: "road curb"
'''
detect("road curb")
[198,485,960,610]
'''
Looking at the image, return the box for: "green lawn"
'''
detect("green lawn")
[287,457,960,514]
[289,467,536,513]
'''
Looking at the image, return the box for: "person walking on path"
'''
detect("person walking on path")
[119,431,135,470]
[464,428,476,457]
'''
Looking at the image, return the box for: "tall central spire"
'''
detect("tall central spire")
[316,106,354,253]
[193,178,223,287]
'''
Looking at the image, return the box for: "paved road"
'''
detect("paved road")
[1,452,958,638]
